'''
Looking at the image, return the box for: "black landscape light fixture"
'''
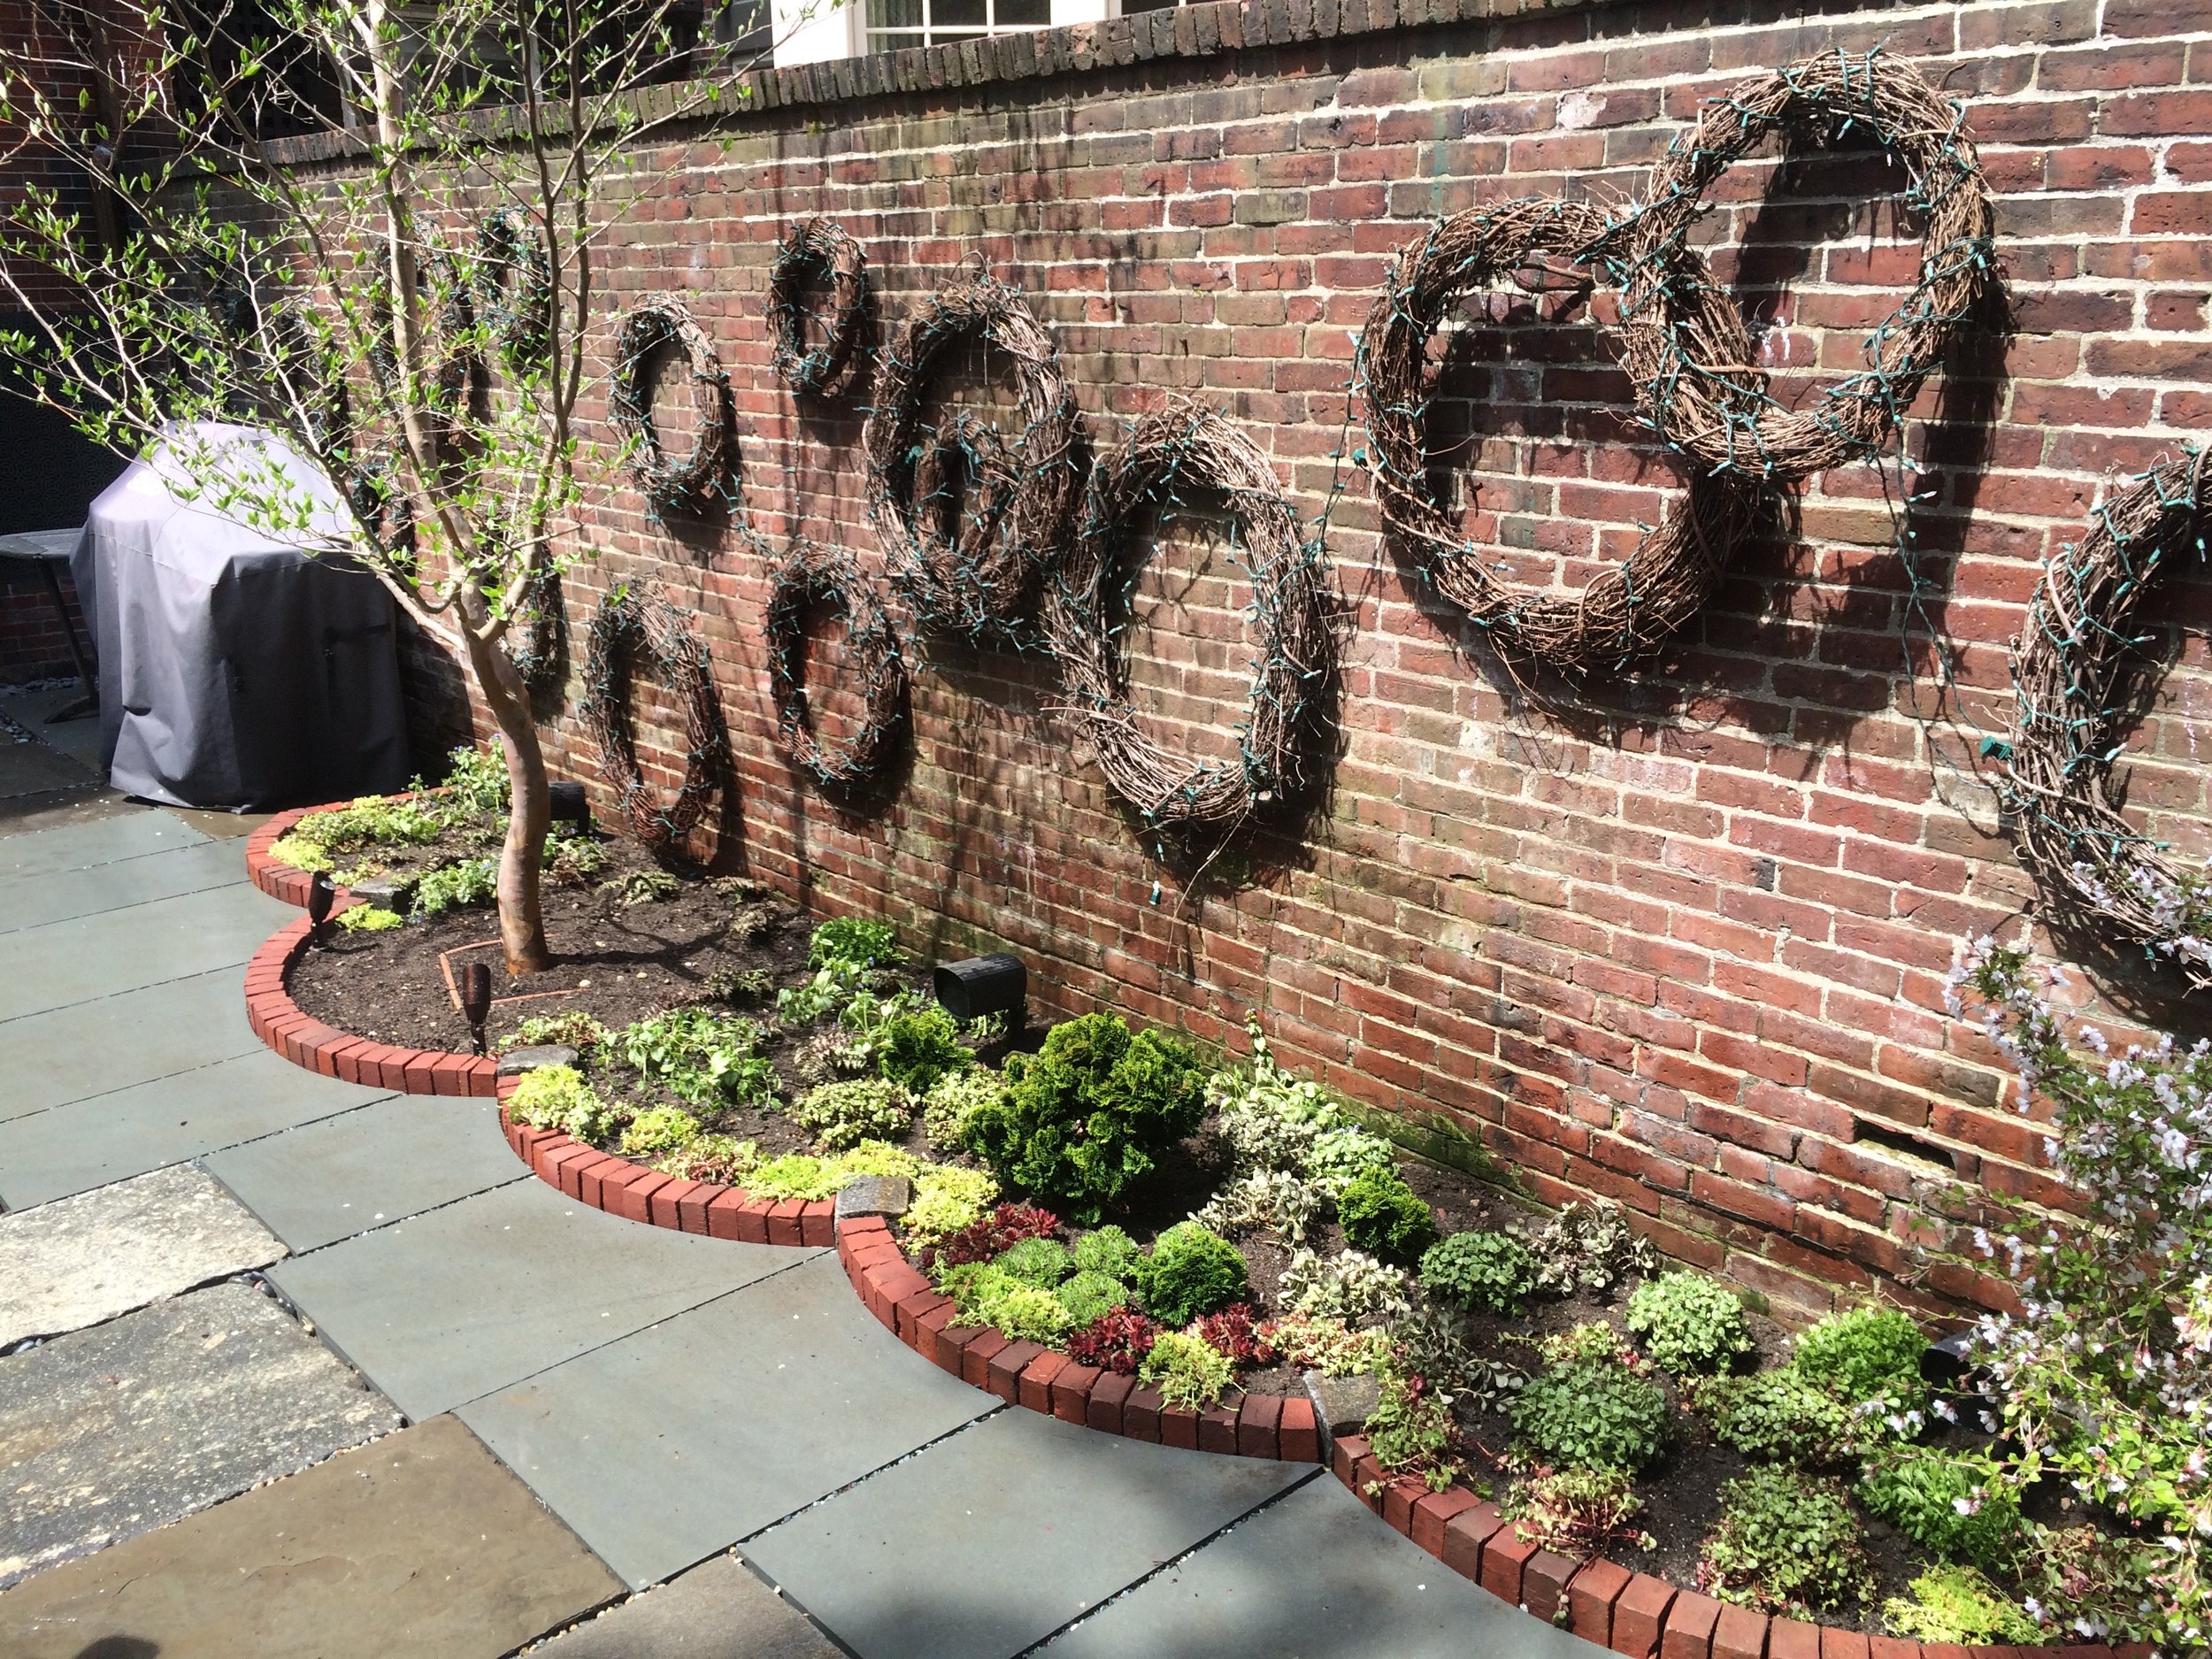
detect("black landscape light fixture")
[933,952,1025,1027]
[461,961,493,1056]
[307,871,336,941]
[549,780,591,833]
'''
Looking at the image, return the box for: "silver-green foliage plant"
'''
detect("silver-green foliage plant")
[1193,1167,1323,1245]
[0,0,784,974]
[1209,1019,1348,1174]
[923,1068,1004,1153]
[1625,1271,1755,1376]
[1279,1246,1412,1326]
[1517,1198,1660,1297]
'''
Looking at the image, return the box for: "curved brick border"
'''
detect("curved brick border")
[244,805,326,906]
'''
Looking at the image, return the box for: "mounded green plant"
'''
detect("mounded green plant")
[922,1068,1003,1153]
[413,856,497,917]
[1138,1330,1236,1411]
[508,1065,622,1143]
[874,1006,973,1095]
[267,833,334,872]
[1626,1271,1755,1376]
[1133,1222,1249,1328]
[994,1236,1075,1289]
[1792,1306,1926,1409]
[1521,1198,1659,1297]
[1881,1564,2039,1645]
[1071,1224,1141,1282]
[1696,1467,1873,1615]
[963,1012,1210,1221]
[738,1141,920,1202]
[1056,1270,1131,1327]
[1304,1124,1397,1198]
[809,918,902,971]
[618,1105,700,1156]
[336,904,403,933]
[903,1165,1000,1249]
[1861,1448,2025,1571]
[1336,1167,1439,1265]
[1419,1229,1538,1314]
[1261,1312,1392,1377]
[1511,1358,1670,1473]
[791,1078,913,1151]
[1697,1369,1859,1466]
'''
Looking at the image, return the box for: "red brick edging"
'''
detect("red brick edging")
[243,804,326,906]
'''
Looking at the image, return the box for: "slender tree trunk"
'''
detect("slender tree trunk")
[458,600,553,974]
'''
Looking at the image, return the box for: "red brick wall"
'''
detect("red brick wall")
[360,0,2212,1321]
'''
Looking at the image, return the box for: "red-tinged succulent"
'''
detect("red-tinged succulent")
[1066,1308,1160,1375]
[1193,1302,1278,1366]
[919,1201,1061,1271]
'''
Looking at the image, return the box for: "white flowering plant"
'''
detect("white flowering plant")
[1949,938,2211,1648]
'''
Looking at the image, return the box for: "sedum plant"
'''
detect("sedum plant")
[922,1068,1004,1154]
[902,1165,999,1251]
[1138,1330,1235,1411]
[1504,1465,1653,1557]
[1364,1364,1463,1494]
[1518,1198,1659,1297]
[1278,1247,1412,1326]
[336,903,403,933]
[508,1064,621,1143]
[1511,1356,1671,1474]
[790,1078,913,1152]
[1696,1467,1873,1616]
[1695,1369,1860,1467]
[1420,1229,1539,1315]
[1626,1271,1755,1376]
[618,1105,700,1157]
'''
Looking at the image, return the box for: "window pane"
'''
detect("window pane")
[997,0,1049,25]
[937,0,987,27]
[867,0,923,28]
[1122,0,1179,12]
[865,28,923,47]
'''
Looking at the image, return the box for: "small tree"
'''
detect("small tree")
[0,0,780,971]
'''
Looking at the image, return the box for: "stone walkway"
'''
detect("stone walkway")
[0,707,1592,1657]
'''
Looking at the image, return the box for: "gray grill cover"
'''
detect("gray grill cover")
[71,424,409,810]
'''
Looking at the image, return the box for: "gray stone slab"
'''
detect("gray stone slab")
[530,1552,841,1658]
[0,808,208,880]
[0,834,242,934]
[0,736,94,802]
[0,880,293,1024]
[1037,1469,1601,1659]
[0,1048,388,1210]
[204,1094,526,1252]
[0,1164,286,1348]
[268,1178,798,1420]
[0,784,134,833]
[0,967,261,1125]
[0,1413,622,1659]
[0,687,105,772]
[462,1252,995,1589]
[743,1408,1307,1659]
[0,1281,400,1587]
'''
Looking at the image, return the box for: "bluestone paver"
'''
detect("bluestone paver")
[0,1281,400,1587]
[742,1407,1308,1659]
[0,1049,393,1210]
[0,1414,621,1659]
[205,1093,526,1252]
[0,967,263,1125]
[0,808,208,880]
[0,833,243,934]
[0,1164,285,1348]
[1038,1467,1601,1659]
[529,1552,841,1658]
[461,1251,996,1587]
[268,1178,800,1419]
[0,879,291,1022]
[0,736,93,803]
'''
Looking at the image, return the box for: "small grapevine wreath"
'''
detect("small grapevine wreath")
[1601,48,1996,482]
[863,264,1081,647]
[2001,450,2212,987]
[1045,396,1333,837]
[505,562,567,701]
[474,205,554,372]
[768,219,868,397]
[764,540,909,794]
[578,586,730,855]
[1360,195,1762,675]
[610,295,735,520]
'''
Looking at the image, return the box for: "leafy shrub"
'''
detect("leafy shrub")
[336,903,403,933]
[1278,1247,1412,1325]
[994,1236,1074,1289]
[1192,1303,1277,1365]
[964,1013,1210,1221]
[1071,1225,1141,1282]
[412,856,497,917]
[1698,1370,1859,1466]
[703,965,773,1005]
[266,833,334,872]
[618,1008,780,1111]
[1366,1365,1463,1493]
[1304,1125,1398,1198]
[431,743,510,820]
[1861,1449,2024,1571]
[1511,1359,1670,1473]
[791,1078,913,1151]
[1066,1309,1158,1375]
[1259,1313,1391,1376]
[1520,1198,1658,1297]
[508,1065,622,1143]
[902,1165,999,1249]
[1792,1306,1926,1409]
[1192,1167,1323,1245]
[922,1068,1003,1154]
[920,1202,1060,1271]
[1504,1465,1653,1557]
[503,1011,609,1056]
[1696,1467,1873,1615]
[1420,1229,1539,1314]
[1056,1270,1131,1327]
[1881,1564,2039,1645]
[619,1106,701,1156]
[1132,1222,1248,1327]
[777,963,872,1025]
[875,1006,973,1094]
[545,835,608,886]
[1626,1271,1755,1376]
[810,918,902,970]
[1337,1168,1438,1265]
[1138,1330,1235,1411]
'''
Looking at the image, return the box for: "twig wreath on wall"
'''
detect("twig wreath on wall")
[2001,450,2212,987]
[474,204,554,372]
[1360,196,1763,677]
[506,561,568,709]
[578,585,731,856]
[1045,397,1334,838]
[610,295,736,521]
[369,250,480,456]
[863,264,1082,648]
[769,219,869,399]
[764,539,909,794]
